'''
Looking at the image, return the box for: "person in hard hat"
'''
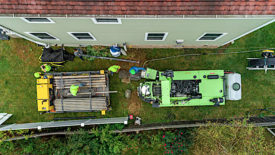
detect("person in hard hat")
[262,50,274,58]
[70,83,85,96]
[40,64,52,72]
[129,66,145,75]
[108,65,121,76]
[70,85,80,96]
[34,72,42,79]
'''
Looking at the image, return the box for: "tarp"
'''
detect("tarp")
[41,48,74,63]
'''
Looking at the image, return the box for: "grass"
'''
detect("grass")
[0,22,275,124]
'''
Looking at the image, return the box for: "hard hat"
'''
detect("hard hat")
[130,69,136,75]
[34,72,41,78]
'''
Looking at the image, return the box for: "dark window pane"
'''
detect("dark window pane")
[147,37,164,40]
[30,33,56,39]
[147,33,166,40]
[199,33,223,40]
[203,33,222,37]
[199,37,217,40]
[73,33,91,37]
[79,36,93,39]
[25,18,51,22]
[96,18,118,23]
[71,33,94,40]
[148,33,165,37]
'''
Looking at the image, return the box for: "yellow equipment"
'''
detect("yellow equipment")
[36,77,54,112]
[35,71,111,114]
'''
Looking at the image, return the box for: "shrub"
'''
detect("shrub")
[191,120,275,155]
[86,46,111,61]
[162,130,191,154]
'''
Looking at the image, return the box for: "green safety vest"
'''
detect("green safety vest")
[70,85,79,96]
[108,65,120,73]
[34,72,41,78]
[45,65,51,72]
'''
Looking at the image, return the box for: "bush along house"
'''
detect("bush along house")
[0,0,274,48]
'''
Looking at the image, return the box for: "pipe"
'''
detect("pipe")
[82,54,139,64]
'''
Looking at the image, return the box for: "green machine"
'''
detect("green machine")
[138,68,241,107]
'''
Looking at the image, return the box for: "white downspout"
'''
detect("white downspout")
[0,24,47,47]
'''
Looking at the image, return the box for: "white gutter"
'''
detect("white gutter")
[221,19,275,46]
[0,24,47,47]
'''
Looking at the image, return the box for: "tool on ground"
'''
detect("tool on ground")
[138,68,241,108]
[247,50,275,73]
[36,70,111,115]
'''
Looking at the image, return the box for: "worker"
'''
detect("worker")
[74,48,84,61]
[129,66,145,75]
[108,65,121,76]
[70,83,85,96]
[34,72,42,79]
[70,85,79,96]
[262,50,274,58]
[40,64,52,72]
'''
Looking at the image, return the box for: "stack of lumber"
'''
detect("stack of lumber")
[53,74,106,89]
[54,97,107,112]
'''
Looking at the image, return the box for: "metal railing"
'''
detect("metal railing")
[0,117,128,131]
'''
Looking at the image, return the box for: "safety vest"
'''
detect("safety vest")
[45,65,51,72]
[108,65,121,73]
[70,85,79,96]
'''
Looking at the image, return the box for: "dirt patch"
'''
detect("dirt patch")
[128,90,142,116]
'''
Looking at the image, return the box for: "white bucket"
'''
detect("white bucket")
[110,49,121,57]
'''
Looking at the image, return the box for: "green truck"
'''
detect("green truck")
[138,68,241,107]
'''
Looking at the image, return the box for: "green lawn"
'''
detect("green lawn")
[1,22,275,124]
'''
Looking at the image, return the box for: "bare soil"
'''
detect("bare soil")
[127,90,142,116]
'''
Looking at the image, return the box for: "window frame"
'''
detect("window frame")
[21,17,55,24]
[196,32,227,41]
[67,32,97,41]
[91,18,122,24]
[145,32,168,41]
[25,32,59,40]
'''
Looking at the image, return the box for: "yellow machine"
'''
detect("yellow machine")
[36,71,111,114]
[36,77,54,112]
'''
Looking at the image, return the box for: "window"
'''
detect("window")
[68,32,96,41]
[197,33,226,41]
[92,18,121,24]
[25,32,58,40]
[145,33,168,41]
[21,18,54,23]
